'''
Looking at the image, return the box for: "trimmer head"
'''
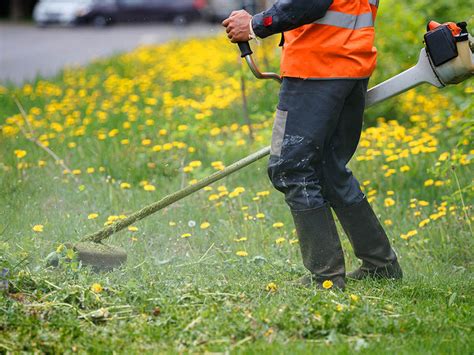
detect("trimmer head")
[73,242,127,271]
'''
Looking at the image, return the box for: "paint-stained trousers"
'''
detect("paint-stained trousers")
[268,78,369,211]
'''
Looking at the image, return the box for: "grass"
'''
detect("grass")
[1,0,473,352]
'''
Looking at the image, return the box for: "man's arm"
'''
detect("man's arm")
[252,0,333,38]
[222,0,333,43]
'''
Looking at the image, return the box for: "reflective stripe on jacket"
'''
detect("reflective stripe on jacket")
[281,0,378,79]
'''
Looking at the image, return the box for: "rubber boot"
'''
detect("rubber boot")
[291,205,346,290]
[333,198,403,280]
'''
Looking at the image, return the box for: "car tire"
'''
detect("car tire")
[172,15,189,26]
[92,15,110,27]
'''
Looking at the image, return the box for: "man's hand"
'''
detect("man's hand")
[222,10,252,43]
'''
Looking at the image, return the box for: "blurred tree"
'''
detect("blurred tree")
[5,0,38,21]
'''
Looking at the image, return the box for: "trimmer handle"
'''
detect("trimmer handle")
[236,41,282,83]
[237,42,253,58]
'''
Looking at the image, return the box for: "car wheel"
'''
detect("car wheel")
[172,15,189,26]
[93,15,110,27]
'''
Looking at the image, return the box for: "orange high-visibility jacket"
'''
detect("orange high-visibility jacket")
[280,0,379,79]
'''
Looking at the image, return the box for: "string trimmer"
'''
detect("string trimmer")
[53,21,474,270]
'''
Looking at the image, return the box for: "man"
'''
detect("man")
[222,0,402,290]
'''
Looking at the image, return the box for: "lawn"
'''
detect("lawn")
[1,1,473,353]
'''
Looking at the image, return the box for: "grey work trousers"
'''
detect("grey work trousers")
[268,77,369,211]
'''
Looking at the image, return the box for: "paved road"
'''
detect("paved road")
[0,22,220,85]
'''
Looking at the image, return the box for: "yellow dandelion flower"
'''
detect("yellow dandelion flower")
[163,143,173,151]
[121,139,130,145]
[387,191,395,196]
[384,219,393,226]
[418,200,429,207]
[189,160,202,168]
[424,179,434,187]
[256,213,265,219]
[14,150,27,158]
[211,161,223,167]
[143,184,156,192]
[406,230,417,237]
[384,198,396,207]
[210,127,221,136]
[322,280,333,289]
[273,222,284,228]
[275,237,286,244]
[32,224,44,232]
[88,213,99,220]
[336,304,344,312]
[200,222,210,229]
[419,219,430,228]
[367,189,377,197]
[90,283,103,293]
[72,169,81,175]
[400,165,410,172]
[87,167,95,174]
[236,251,248,257]
[120,182,131,189]
[169,221,176,226]
[208,194,219,201]
[438,152,450,161]
[266,282,278,292]
[234,237,248,242]
[264,328,274,337]
[181,233,192,238]
[350,294,359,302]
[289,238,299,244]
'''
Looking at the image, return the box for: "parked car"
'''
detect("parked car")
[202,0,258,22]
[33,0,206,27]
